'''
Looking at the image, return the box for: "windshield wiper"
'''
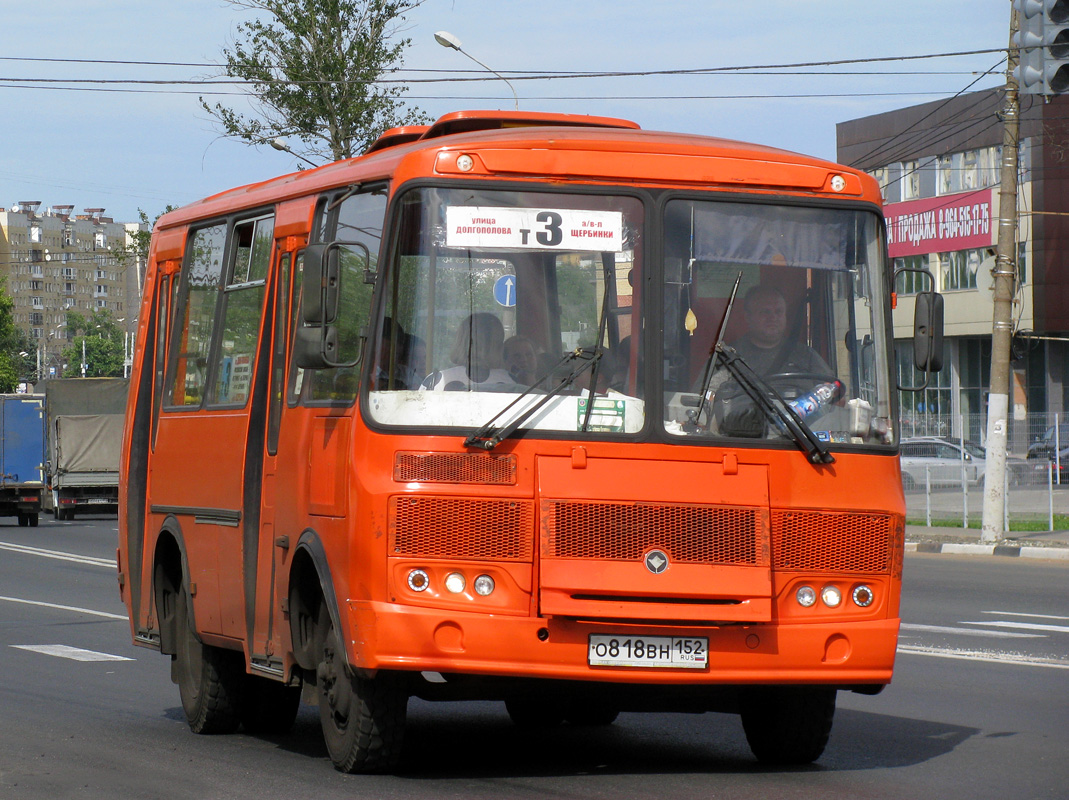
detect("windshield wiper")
[714,343,835,465]
[463,348,602,451]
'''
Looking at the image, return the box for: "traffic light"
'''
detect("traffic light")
[1014,0,1069,94]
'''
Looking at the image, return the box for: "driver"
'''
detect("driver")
[730,284,832,377]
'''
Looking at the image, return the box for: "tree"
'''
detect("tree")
[112,206,176,307]
[0,278,31,391]
[60,310,126,378]
[201,0,431,164]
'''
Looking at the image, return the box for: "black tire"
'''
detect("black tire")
[239,674,302,735]
[172,590,243,734]
[17,513,27,527]
[740,686,836,765]
[504,694,566,728]
[28,513,38,528]
[318,621,407,773]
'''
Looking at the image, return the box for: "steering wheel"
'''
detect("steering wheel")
[711,371,841,436]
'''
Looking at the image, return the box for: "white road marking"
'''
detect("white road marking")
[897,644,1069,670]
[0,541,114,569]
[12,644,133,662]
[961,620,1069,634]
[0,595,127,620]
[982,611,1069,621]
[900,622,1044,639]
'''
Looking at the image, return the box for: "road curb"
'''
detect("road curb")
[906,541,1069,560]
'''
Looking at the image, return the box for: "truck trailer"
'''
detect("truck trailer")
[43,378,128,520]
[0,394,46,527]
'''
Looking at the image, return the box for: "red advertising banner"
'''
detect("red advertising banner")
[885,188,995,258]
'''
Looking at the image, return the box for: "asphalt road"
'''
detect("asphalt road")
[0,516,1066,799]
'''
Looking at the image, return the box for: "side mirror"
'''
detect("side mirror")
[293,325,338,370]
[301,243,340,325]
[913,291,944,372]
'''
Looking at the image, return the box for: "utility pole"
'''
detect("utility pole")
[981,7,1021,544]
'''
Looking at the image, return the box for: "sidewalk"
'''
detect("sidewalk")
[905,524,1069,560]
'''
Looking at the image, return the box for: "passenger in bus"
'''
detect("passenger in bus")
[422,312,513,391]
[503,335,540,386]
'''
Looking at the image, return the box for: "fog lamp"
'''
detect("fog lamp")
[473,574,495,596]
[796,585,817,607]
[852,584,875,607]
[821,585,843,607]
[407,569,429,592]
[444,572,466,594]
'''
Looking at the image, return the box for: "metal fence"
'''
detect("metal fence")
[900,411,1069,530]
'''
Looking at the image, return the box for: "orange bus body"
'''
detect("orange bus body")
[119,109,905,771]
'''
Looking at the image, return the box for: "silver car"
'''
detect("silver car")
[899,437,1028,490]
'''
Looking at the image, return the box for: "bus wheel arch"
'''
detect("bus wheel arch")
[287,531,341,673]
[152,524,186,657]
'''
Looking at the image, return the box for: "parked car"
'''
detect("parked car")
[899,436,1029,490]
[1026,423,1069,461]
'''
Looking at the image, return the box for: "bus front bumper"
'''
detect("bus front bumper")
[345,600,899,687]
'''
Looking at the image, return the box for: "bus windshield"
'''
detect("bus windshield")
[368,186,646,436]
[661,198,894,448]
[368,187,893,449]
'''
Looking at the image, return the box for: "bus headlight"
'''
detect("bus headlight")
[852,584,875,607]
[796,585,817,607]
[473,574,495,596]
[444,572,466,594]
[407,569,430,592]
[821,585,843,608]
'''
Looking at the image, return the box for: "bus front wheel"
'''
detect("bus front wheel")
[172,590,242,734]
[740,686,836,765]
[317,621,407,773]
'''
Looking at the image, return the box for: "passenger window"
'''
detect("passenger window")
[210,215,274,406]
[167,224,227,406]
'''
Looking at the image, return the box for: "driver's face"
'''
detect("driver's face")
[746,294,787,348]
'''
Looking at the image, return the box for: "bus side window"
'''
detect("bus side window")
[267,253,291,455]
[151,273,170,446]
[209,215,274,406]
[166,223,228,407]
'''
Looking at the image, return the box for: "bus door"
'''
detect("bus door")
[152,214,274,641]
[262,187,387,656]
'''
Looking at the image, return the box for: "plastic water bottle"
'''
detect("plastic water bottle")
[788,380,843,419]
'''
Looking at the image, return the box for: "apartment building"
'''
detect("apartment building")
[0,202,145,378]
[838,88,1069,443]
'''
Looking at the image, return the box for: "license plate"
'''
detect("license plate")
[588,635,708,669]
[86,498,110,505]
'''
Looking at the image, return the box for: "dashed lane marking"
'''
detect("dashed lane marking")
[0,595,127,620]
[11,644,133,662]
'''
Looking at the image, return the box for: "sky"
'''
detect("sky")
[0,0,1011,224]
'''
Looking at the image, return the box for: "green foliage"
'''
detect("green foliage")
[200,0,431,163]
[0,278,31,391]
[60,309,127,378]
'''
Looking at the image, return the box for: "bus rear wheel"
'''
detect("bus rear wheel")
[740,686,836,765]
[317,621,407,773]
[172,590,242,734]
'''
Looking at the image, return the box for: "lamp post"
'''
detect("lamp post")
[434,30,519,111]
[269,138,320,168]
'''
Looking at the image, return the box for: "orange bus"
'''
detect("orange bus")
[118,109,937,772]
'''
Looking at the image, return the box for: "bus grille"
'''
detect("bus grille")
[393,452,516,484]
[389,496,534,560]
[542,500,769,566]
[771,510,894,573]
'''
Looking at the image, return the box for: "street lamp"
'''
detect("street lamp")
[434,30,519,111]
[269,138,320,168]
